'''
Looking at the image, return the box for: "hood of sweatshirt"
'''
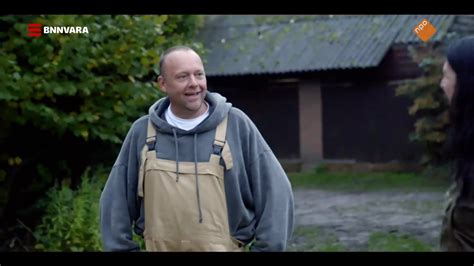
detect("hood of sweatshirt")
[148,91,232,135]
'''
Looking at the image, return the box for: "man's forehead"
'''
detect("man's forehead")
[165,51,204,71]
[166,50,199,62]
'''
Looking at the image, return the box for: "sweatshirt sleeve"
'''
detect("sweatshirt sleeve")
[100,124,142,251]
[248,140,295,251]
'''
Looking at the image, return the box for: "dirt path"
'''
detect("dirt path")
[292,188,446,251]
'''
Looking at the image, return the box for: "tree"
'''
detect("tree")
[395,44,450,166]
[0,15,204,250]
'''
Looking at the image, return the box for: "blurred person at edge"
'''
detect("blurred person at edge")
[440,36,474,251]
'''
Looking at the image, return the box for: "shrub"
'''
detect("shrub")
[395,44,449,165]
[33,167,106,251]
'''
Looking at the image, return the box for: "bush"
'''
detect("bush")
[395,44,450,166]
[33,167,106,251]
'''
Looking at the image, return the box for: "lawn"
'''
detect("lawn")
[286,165,450,252]
[287,165,450,192]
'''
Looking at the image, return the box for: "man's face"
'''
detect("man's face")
[158,50,207,119]
[440,60,457,104]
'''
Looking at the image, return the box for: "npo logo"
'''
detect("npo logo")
[413,19,436,43]
[27,23,89,38]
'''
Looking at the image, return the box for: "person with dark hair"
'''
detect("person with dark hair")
[99,45,294,251]
[439,36,474,251]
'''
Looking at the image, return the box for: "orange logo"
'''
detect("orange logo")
[413,19,436,42]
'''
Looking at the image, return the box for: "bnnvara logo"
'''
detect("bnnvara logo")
[28,23,42,37]
[27,23,89,38]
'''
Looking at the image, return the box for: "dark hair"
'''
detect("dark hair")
[158,45,196,77]
[445,36,474,196]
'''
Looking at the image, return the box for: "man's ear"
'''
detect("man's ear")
[157,75,166,93]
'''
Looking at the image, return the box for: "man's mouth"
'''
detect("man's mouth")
[185,91,200,96]
[184,91,201,101]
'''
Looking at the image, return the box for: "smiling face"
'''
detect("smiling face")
[440,60,457,104]
[158,49,207,119]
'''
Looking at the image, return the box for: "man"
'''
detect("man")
[100,45,294,252]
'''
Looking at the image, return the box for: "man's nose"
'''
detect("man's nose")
[189,75,198,86]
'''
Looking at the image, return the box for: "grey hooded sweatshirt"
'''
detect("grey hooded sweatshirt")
[100,91,294,251]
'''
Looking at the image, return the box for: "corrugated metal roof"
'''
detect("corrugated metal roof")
[448,15,474,37]
[394,15,455,43]
[198,15,455,76]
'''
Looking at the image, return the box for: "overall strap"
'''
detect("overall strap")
[138,118,158,197]
[146,119,157,151]
[210,116,233,170]
[213,115,228,152]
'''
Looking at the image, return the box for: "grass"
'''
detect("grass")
[288,226,346,252]
[367,232,436,251]
[288,226,437,252]
[288,165,450,192]
[287,165,448,252]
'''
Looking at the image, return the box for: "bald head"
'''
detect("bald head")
[159,45,202,78]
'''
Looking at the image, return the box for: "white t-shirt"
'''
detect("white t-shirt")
[165,102,210,131]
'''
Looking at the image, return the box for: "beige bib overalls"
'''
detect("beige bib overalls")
[137,116,242,251]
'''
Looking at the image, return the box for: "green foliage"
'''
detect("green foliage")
[33,167,107,251]
[133,232,145,250]
[395,44,450,165]
[0,15,204,144]
[0,15,204,243]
